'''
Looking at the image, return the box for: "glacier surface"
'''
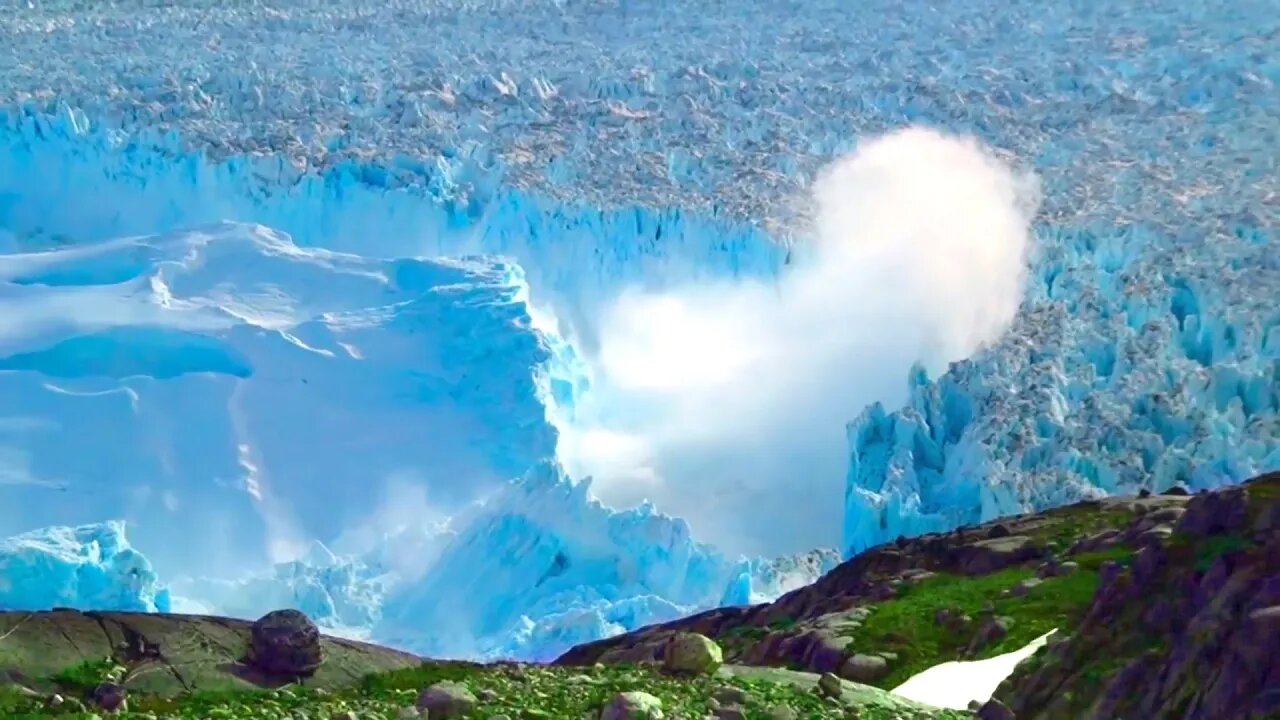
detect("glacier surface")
[0,0,1277,661]
[0,221,560,575]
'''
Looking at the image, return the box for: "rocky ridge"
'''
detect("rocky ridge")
[560,472,1280,720]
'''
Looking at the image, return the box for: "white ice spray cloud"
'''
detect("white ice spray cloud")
[557,126,1041,556]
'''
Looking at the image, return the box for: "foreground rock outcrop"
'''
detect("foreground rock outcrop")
[993,471,1280,719]
[0,608,418,697]
[560,472,1280,720]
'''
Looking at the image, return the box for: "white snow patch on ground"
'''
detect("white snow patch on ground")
[891,629,1056,710]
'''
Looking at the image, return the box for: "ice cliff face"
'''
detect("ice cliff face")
[373,461,836,661]
[0,221,559,575]
[130,462,837,661]
[843,225,1279,556]
[0,521,169,613]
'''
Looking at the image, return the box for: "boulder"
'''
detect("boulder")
[600,691,664,719]
[661,632,723,675]
[817,671,843,698]
[414,681,477,719]
[977,698,1016,720]
[247,609,323,677]
[92,682,126,713]
[838,653,890,683]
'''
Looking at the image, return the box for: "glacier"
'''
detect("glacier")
[0,521,169,613]
[0,0,1278,661]
[841,225,1279,556]
[0,221,563,576]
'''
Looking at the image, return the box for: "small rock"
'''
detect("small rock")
[1138,525,1174,546]
[248,609,324,677]
[47,694,64,708]
[1162,484,1190,496]
[478,687,499,702]
[987,523,1012,539]
[600,691,664,720]
[839,653,890,683]
[967,617,1010,655]
[713,707,746,720]
[662,632,724,675]
[489,715,512,720]
[768,706,798,720]
[396,708,422,720]
[817,671,843,698]
[1010,577,1043,597]
[332,712,359,720]
[1138,488,1151,499]
[977,698,1016,720]
[1057,561,1079,575]
[1146,507,1186,524]
[92,682,127,713]
[415,681,478,719]
[712,686,749,705]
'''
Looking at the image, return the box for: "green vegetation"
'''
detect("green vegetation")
[1190,534,1252,571]
[51,657,126,692]
[841,547,1134,688]
[1032,504,1136,554]
[0,660,971,720]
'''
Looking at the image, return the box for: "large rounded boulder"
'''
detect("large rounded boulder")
[661,632,723,675]
[246,609,324,677]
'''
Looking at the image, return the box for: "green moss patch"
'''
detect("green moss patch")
[841,547,1133,688]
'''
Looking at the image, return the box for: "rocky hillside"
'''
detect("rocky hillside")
[0,609,420,698]
[0,610,965,719]
[559,472,1280,720]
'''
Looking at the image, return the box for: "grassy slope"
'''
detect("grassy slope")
[0,658,971,720]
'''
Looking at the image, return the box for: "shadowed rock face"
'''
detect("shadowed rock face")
[0,609,419,697]
[994,472,1280,720]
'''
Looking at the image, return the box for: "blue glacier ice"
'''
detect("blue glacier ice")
[0,0,1277,662]
[373,461,838,660]
[842,225,1279,556]
[0,222,561,576]
[0,521,170,613]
